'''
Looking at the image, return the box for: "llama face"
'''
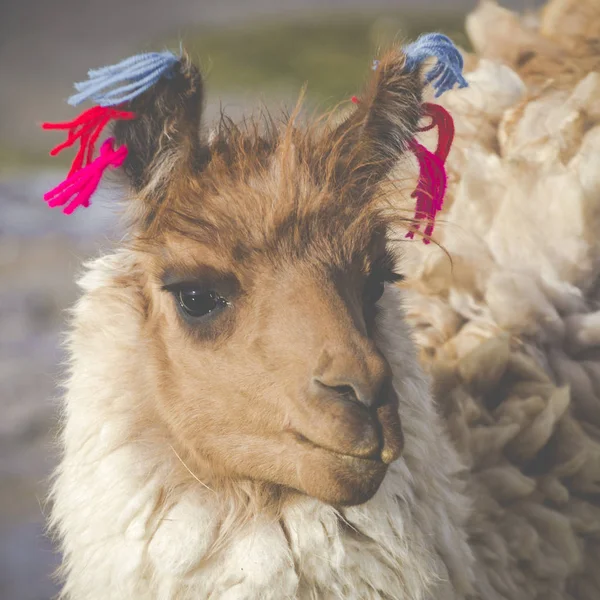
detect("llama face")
[113,51,425,505]
[136,212,405,505]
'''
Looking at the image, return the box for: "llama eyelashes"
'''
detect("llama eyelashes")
[364,269,404,305]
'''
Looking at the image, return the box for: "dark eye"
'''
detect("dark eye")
[364,269,404,305]
[364,277,386,304]
[176,288,228,318]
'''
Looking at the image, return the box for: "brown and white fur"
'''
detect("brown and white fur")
[49,47,475,599]
[49,1,600,597]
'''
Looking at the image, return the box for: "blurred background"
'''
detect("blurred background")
[0,0,543,598]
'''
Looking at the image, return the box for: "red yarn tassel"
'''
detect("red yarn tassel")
[406,103,455,243]
[44,138,127,215]
[417,103,455,162]
[405,140,447,244]
[42,106,135,176]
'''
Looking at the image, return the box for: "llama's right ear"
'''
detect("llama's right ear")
[111,54,205,192]
[41,51,207,215]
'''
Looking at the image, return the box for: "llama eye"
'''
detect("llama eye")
[364,269,404,305]
[364,277,386,304]
[176,289,227,318]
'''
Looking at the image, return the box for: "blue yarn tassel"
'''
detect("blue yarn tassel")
[403,33,468,98]
[68,51,180,107]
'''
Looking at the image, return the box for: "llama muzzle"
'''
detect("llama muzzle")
[288,352,404,468]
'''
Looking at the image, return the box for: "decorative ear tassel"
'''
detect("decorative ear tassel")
[68,51,180,107]
[42,106,135,176]
[44,139,127,215]
[405,140,448,244]
[358,34,466,243]
[400,33,465,241]
[404,103,455,243]
[417,103,455,163]
[350,77,460,243]
[403,33,468,98]
[43,49,180,213]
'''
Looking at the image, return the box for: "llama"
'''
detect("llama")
[49,39,474,600]
[49,0,600,598]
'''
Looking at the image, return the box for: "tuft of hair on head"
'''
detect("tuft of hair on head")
[111,42,443,241]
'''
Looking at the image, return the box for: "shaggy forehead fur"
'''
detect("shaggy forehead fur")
[131,135,340,280]
[115,48,424,266]
[138,116,421,279]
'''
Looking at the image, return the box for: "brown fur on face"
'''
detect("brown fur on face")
[115,47,425,506]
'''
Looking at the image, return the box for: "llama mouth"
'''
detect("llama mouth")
[287,429,390,506]
[289,429,385,464]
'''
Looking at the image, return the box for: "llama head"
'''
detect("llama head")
[111,49,426,506]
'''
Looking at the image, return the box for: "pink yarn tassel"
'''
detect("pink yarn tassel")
[405,140,447,244]
[44,138,127,215]
[418,103,455,163]
[42,106,135,177]
[406,103,454,243]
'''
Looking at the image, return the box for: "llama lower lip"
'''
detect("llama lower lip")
[289,430,384,463]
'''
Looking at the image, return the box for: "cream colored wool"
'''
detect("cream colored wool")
[399,1,600,598]
[50,0,600,598]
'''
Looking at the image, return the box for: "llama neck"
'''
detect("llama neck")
[51,251,474,600]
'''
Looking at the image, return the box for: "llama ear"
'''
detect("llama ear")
[41,51,207,215]
[336,34,467,184]
[349,48,424,182]
[111,53,205,192]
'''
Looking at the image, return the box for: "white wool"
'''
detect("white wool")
[465,0,558,65]
[565,311,600,352]
[569,73,600,122]
[425,59,600,292]
[444,147,505,240]
[484,270,563,340]
[571,125,600,200]
[487,160,594,286]
[441,58,526,129]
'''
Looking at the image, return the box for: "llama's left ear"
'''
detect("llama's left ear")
[347,48,424,183]
[337,34,467,184]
